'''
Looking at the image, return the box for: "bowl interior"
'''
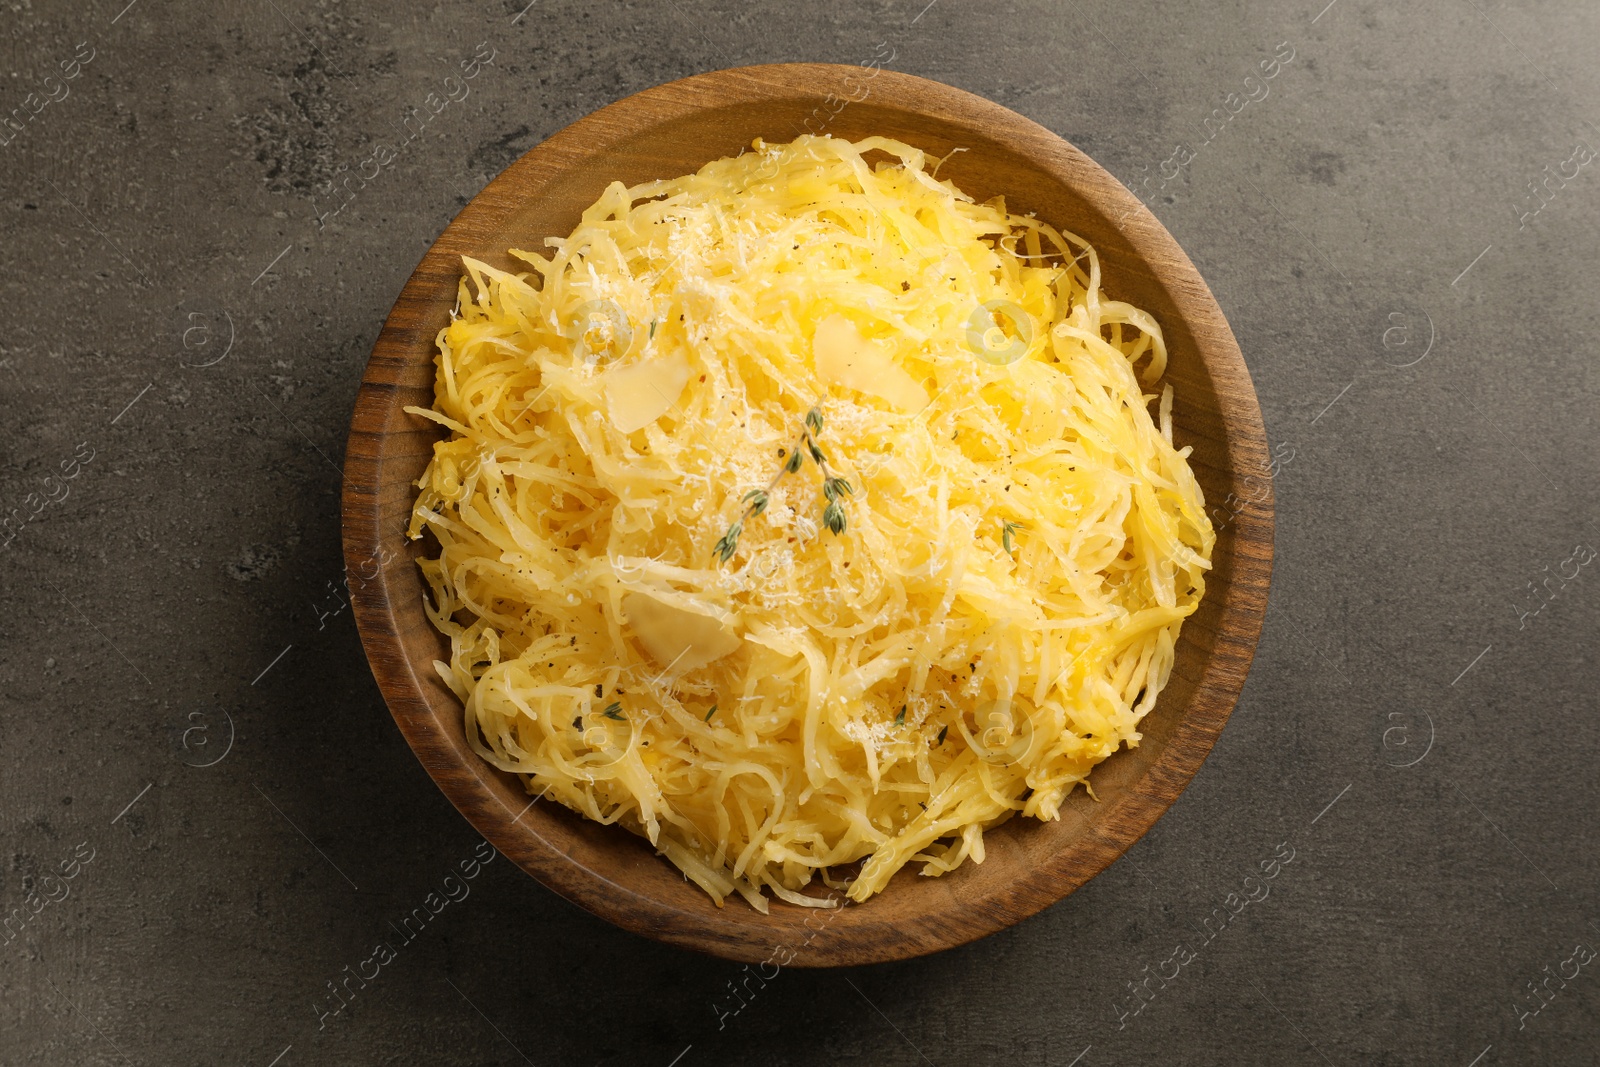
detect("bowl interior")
[343,64,1272,967]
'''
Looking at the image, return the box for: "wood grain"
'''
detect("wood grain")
[341,63,1274,967]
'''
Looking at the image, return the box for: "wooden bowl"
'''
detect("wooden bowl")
[342,63,1273,966]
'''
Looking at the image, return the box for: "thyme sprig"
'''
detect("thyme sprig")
[1001,520,1025,555]
[714,406,853,563]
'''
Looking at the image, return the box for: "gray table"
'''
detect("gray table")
[4,1,1596,1063]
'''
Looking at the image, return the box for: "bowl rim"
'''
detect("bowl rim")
[342,61,1273,967]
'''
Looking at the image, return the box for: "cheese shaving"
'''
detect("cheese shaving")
[405,134,1214,909]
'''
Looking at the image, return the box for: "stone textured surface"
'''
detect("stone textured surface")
[3,1,1598,1064]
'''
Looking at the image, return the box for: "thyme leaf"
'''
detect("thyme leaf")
[713,521,743,563]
